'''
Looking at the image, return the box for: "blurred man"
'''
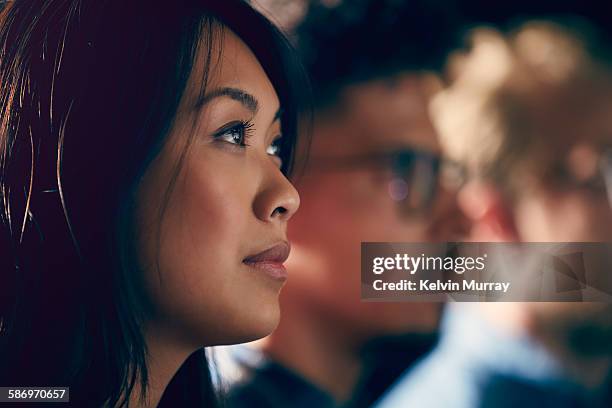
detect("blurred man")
[219,1,468,407]
[376,19,612,408]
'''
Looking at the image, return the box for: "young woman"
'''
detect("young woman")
[0,0,307,406]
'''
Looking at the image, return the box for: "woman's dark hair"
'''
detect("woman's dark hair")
[0,0,307,406]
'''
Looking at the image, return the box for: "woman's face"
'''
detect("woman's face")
[135,28,299,346]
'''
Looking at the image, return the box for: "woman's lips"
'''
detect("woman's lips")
[243,241,290,281]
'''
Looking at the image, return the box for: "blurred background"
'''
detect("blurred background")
[217,1,612,407]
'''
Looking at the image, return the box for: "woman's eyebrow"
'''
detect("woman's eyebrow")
[196,87,259,113]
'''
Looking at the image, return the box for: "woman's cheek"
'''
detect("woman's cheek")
[139,150,253,328]
[164,152,251,283]
[157,153,284,343]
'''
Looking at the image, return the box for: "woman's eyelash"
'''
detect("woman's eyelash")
[214,120,255,147]
[213,121,282,164]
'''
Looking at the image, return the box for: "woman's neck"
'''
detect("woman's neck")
[127,326,195,408]
[262,303,364,403]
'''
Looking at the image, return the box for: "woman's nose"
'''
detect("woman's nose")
[253,166,300,224]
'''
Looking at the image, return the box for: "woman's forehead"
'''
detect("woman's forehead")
[182,26,280,114]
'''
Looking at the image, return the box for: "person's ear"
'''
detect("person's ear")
[458,180,520,242]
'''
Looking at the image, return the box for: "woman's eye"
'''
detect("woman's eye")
[214,121,254,147]
[266,138,281,157]
[219,127,244,146]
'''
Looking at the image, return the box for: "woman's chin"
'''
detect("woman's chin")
[239,303,281,343]
[210,301,281,346]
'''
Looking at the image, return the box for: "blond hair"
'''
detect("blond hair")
[432,20,612,196]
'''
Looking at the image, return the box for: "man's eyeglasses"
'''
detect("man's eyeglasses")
[307,149,466,214]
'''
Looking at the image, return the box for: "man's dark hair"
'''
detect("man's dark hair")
[293,0,463,108]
